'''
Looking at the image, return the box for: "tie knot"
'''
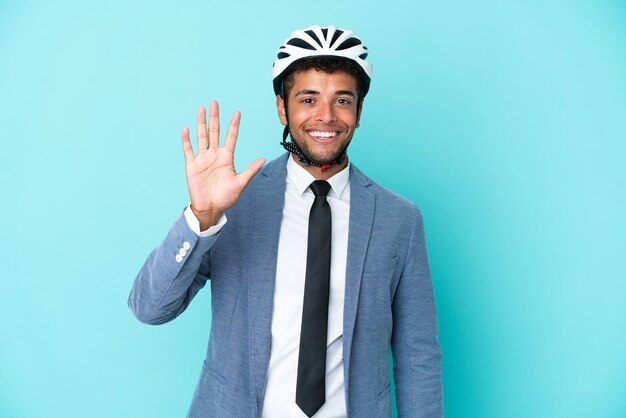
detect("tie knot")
[309,180,331,197]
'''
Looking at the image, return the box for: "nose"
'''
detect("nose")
[315,101,336,123]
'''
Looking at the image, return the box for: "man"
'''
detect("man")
[129,25,442,417]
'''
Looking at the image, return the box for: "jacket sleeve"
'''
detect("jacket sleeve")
[128,212,220,325]
[391,207,443,417]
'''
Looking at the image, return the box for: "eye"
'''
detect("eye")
[336,98,352,105]
[301,97,315,104]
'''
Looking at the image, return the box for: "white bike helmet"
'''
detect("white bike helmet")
[272,25,372,97]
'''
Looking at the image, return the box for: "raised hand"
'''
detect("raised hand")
[182,101,265,231]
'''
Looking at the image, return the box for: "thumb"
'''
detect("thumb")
[237,158,266,189]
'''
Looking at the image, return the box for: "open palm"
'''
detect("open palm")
[182,101,265,229]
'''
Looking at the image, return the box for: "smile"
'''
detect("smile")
[307,131,339,139]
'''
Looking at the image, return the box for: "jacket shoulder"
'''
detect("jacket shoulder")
[350,163,422,217]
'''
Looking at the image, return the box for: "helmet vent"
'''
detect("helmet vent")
[287,38,316,50]
[272,26,372,97]
[336,37,362,51]
[329,29,344,48]
[304,29,324,48]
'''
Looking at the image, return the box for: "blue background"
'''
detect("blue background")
[1,1,625,417]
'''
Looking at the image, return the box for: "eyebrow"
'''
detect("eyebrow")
[294,89,356,97]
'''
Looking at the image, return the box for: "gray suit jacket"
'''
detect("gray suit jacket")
[129,153,442,417]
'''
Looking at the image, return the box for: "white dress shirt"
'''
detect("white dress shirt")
[185,155,350,417]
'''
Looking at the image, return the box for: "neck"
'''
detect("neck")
[290,153,348,180]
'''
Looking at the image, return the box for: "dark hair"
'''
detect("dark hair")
[280,56,366,103]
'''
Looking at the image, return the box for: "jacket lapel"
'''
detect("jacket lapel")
[248,153,288,413]
[342,163,375,396]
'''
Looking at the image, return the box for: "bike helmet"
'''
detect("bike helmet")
[272,25,372,98]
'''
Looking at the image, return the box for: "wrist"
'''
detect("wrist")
[190,205,223,232]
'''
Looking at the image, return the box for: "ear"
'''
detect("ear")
[355,100,363,128]
[276,95,288,126]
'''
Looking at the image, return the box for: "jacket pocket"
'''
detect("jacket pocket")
[362,256,398,276]
[377,382,391,399]
[377,382,392,417]
[204,361,227,384]
[187,361,227,417]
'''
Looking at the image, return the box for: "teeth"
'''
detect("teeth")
[309,131,338,138]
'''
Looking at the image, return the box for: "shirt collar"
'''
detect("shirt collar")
[286,154,350,199]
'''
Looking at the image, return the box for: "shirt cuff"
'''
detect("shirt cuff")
[183,205,227,237]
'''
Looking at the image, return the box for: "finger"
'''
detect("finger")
[181,127,194,163]
[197,106,208,151]
[223,111,241,153]
[237,157,266,188]
[208,100,220,149]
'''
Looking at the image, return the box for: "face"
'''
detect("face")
[277,68,361,168]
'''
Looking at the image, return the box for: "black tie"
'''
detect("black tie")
[296,180,332,417]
